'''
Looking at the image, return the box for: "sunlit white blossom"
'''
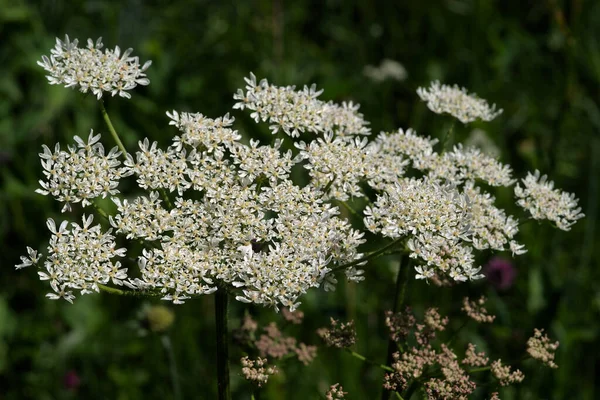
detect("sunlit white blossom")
[514,170,584,231]
[37,35,151,99]
[36,131,131,212]
[22,215,128,302]
[233,73,370,137]
[417,81,503,123]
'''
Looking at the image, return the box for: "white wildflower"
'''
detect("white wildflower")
[36,131,131,212]
[37,35,151,99]
[233,73,370,137]
[514,170,584,231]
[417,81,503,123]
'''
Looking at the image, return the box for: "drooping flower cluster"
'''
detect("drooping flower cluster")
[37,35,151,99]
[490,359,525,386]
[233,73,371,137]
[417,81,503,123]
[462,296,496,323]
[526,329,559,368]
[383,308,479,398]
[515,170,584,231]
[240,356,278,387]
[235,314,317,366]
[317,318,357,349]
[325,383,348,400]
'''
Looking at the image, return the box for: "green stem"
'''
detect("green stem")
[381,254,411,400]
[346,349,394,372]
[97,283,160,297]
[441,120,455,152]
[92,201,109,220]
[336,200,359,217]
[331,238,405,273]
[161,335,182,400]
[100,100,127,156]
[215,289,231,400]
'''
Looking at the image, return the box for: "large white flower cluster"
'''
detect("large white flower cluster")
[19,43,584,305]
[37,35,151,99]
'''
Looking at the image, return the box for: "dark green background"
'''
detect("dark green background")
[1,0,599,399]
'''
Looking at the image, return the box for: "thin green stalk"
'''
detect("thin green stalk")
[97,283,160,297]
[161,335,182,400]
[346,349,394,372]
[441,120,455,152]
[99,100,127,156]
[215,289,231,400]
[99,99,173,209]
[331,238,405,273]
[381,254,411,400]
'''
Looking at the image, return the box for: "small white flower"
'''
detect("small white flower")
[38,35,151,99]
[417,81,503,123]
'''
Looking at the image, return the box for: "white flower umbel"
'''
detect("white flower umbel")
[294,133,372,200]
[417,81,503,123]
[114,118,366,309]
[364,178,481,282]
[462,181,523,252]
[515,170,584,231]
[36,131,131,212]
[17,215,128,303]
[233,73,370,137]
[37,35,151,99]
[428,144,515,187]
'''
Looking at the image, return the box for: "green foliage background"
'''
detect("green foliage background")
[1,0,599,398]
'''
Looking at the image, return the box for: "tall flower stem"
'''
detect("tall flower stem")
[99,99,173,209]
[381,253,411,400]
[99,100,127,156]
[331,237,405,273]
[215,289,231,400]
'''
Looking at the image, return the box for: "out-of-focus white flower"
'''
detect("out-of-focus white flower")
[417,81,503,123]
[37,35,151,99]
[515,170,584,231]
[465,128,500,158]
[363,59,407,82]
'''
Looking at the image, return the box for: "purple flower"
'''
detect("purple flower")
[63,370,81,390]
[484,257,516,290]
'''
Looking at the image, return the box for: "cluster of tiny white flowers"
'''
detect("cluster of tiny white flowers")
[166,111,241,152]
[294,133,372,200]
[36,131,131,212]
[20,48,586,309]
[364,178,482,281]
[426,144,515,187]
[16,216,128,303]
[230,139,294,185]
[515,170,584,231]
[109,112,366,308]
[417,81,503,123]
[37,35,151,99]
[233,73,370,137]
[462,182,525,255]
